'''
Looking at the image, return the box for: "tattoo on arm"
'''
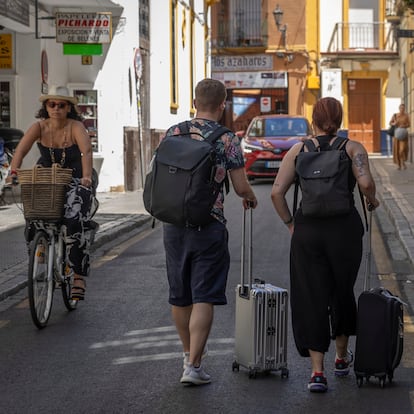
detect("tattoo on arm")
[353,153,368,178]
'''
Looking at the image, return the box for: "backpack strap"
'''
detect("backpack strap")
[176,121,191,135]
[330,136,348,150]
[329,137,368,229]
[358,186,369,232]
[204,125,232,144]
[293,143,307,215]
[293,175,299,216]
[205,126,232,194]
[176,122,230,143]
[303,139,318,152]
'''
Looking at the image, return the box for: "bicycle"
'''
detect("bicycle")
[28,219,79,328]
[12,174,99,329]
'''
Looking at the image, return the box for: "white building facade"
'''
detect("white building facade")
[0,0,209,192]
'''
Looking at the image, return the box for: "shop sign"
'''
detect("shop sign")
[0,0,29,27]
[213,71,287,88]
[56,12,112,44]
[0,34,12,69]
[212,54,273,72]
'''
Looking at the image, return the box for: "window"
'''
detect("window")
[139,0,149,41]
[216,0,263,47]
[170,0,178,112]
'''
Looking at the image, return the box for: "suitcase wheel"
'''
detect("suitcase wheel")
[281,368,289,379]
[356,375,364,388]
[232,361,240,372]
[248,368,257,379]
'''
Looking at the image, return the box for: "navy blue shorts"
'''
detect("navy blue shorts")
[163,221,230,306]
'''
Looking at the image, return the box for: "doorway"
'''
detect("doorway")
[347,78,381,153]
[0,77,16,128]
[0,81,11,127]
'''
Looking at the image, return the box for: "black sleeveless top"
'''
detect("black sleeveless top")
[36,121,83,178]
[37,143,83,178]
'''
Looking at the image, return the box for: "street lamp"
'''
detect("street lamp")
[273,4,287,48]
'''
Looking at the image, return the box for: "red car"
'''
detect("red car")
[240,115,312,180]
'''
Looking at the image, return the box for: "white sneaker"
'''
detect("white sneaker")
[182,345,208,369]
[180,364,211,385]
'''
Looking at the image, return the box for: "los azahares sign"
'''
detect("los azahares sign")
[56,12,112,44]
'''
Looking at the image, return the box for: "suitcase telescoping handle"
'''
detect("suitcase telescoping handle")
[240,207,253,298]
[363,211,372,291]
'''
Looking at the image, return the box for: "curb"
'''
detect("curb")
[371,160,414,269]
[0,214,152,302]
[92,214,152,250]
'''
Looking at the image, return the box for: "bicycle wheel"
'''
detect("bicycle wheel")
[28,230,54,329]
[61,263,78,311]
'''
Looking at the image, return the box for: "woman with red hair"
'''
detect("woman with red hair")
[271,97,379,393]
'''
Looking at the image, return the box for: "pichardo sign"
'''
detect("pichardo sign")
[55,12,112,44]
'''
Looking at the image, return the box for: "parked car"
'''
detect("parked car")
[240,115,312,180]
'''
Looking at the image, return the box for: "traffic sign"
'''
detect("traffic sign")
[260,96,271,112]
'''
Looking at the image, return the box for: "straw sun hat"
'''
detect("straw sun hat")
[39,85,78,105]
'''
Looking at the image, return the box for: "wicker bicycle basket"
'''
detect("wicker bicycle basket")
[17,164,73,220]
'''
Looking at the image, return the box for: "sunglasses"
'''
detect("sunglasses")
[46,101,68,109]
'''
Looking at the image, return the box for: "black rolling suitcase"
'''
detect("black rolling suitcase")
[354,212,405,388]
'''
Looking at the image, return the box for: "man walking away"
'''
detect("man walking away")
[162,78,257,385]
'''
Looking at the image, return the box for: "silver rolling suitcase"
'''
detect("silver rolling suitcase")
[232,208,289,379]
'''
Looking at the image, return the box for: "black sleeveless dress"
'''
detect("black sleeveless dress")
[34,136,96,277]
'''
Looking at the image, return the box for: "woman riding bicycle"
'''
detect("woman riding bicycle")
[7,85,97,301]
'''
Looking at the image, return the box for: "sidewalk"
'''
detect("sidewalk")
[370,156,414,271]
[1,157,414,308]
[0,188,151,301]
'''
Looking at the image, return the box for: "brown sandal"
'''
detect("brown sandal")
[71,277,86,301]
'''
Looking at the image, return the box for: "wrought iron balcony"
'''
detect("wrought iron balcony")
[386,0,414,18]
[326,22,398,54]
[212,10,267,49]
[386,0,400,16]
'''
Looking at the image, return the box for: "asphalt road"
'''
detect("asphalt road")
[0,182,413,413]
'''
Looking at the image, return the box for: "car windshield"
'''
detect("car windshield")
[249,118,309,137]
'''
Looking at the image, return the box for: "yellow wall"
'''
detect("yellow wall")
[304,0,319,123]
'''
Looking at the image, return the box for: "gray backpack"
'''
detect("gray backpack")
[143,122,230,227]
[294,136,353,217]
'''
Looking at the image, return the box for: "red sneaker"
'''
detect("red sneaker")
[308,373,328,393]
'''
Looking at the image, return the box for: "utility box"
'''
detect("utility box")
[381,129,392,156]
[307,75,320,90]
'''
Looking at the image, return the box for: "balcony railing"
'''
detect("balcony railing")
[386,0,400,16]
[327,22,397,53]
[212,10,267,49]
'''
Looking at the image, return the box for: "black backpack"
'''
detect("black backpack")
[294,136,353,217]
[143,121,230,227]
